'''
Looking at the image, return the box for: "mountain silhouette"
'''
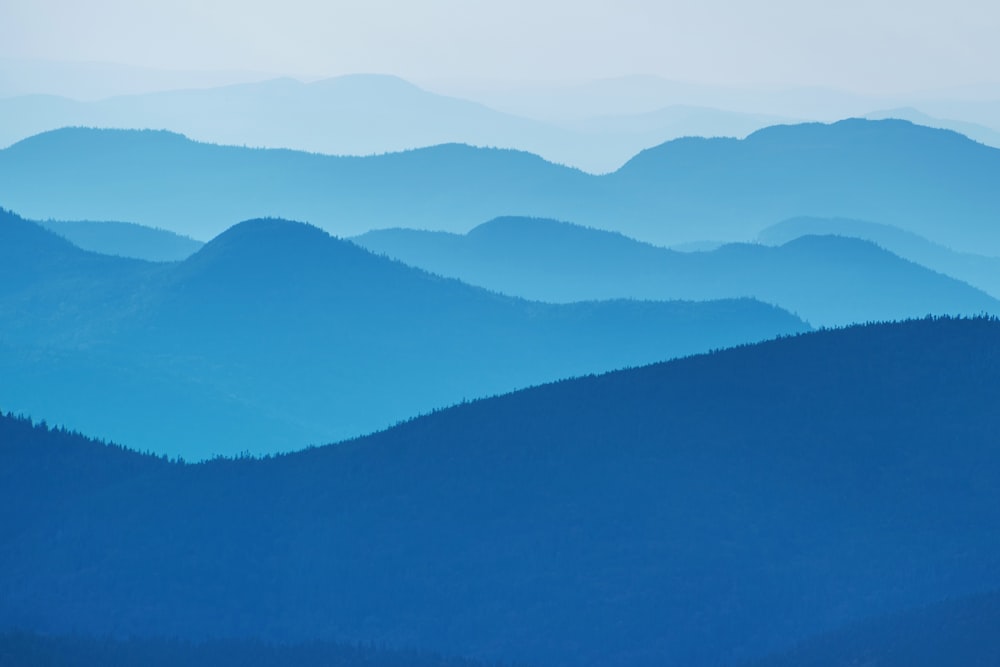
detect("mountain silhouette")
[3,317,1000,667]
[0,208,806,458]
[355,217,1000,327]
[37,218,203,261]
[758,216,1000,299]
[0,74,799,174]
[2,119,999,253]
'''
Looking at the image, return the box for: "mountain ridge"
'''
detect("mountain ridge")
[3,119,997,252]
[3,316,1000,667]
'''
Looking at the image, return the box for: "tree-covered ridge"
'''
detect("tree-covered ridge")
[0,632,502,667]
[2,119,999,253]
[3,317,1000,667]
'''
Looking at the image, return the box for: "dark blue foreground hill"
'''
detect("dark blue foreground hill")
[0,632,492,667]
[2,317,1000,667]
[2,119,999,253]
[747,590,1000,667]
[0,208,805,458]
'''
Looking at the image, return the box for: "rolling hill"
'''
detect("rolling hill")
[37,218,203,261]
[758,216,1000,299]
[2,317,1000,667]
[0,74,792,174]
[0,208,806,458]
[2,119,998,253]
[355,217,1000,327]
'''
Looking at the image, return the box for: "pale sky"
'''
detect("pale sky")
[2,0,998,93]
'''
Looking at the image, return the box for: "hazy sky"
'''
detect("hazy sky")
[2,0,998,93]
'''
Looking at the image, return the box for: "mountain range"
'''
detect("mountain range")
[3,316,999,667]
[0,74,796,174]
[0,208,805,458]
[354,217,1000,327]
[3,119,998,253]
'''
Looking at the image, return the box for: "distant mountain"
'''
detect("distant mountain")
[37,218,203,261]
[0,208,805,458]
[864,106,1000,148]
[3,317,1000,667]
[758,216,1000,300]
[749,591,1000,667]
[355,217,1000,327]
[607,119,1000,252]
[445,74,877,122]
[0,75,792,173]
[3,119,998,253]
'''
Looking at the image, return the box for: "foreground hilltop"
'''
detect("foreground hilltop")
[3,317,999,667]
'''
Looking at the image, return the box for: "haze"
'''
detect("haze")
[2,0,999,94]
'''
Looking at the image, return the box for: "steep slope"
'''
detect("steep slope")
[759,216,1000,299]
[2,317,1000,667]
[0,209,806,458]
[355,217,1000,327]
[2,119,999,252]
[37,218,203,261]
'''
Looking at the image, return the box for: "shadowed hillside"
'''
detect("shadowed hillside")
[3,317,1000,667]
[0,632,493,667]
[0,208,806,458]
[2,119,999,252]
[355,217,1000,327]
[748,591,1000,667]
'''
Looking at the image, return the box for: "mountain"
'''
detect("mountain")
[0,75,791,174]
[0,127,592,240]
[608,119,1000,252]
[3,119,998,253]
[3,317,1000,667]
[37,218,203,261]
[0,208,806,458]
[864,106,1000,149]
[758,216,1000,300]
[749,591,1000,667]
[354,217,1000,327]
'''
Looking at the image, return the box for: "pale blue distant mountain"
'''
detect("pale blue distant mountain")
[0,75,793,173]
[864,107,1000,148]
[37,219,203,261]
[3,120,999,253]
[759,217,1000,299]
[355,217,1000,327]
[0,208,806,458]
